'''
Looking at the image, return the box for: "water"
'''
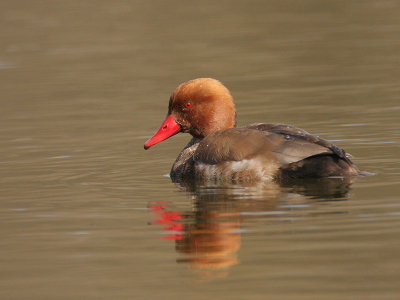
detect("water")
[1,1,400,299]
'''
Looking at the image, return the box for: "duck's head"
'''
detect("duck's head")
[144,78,236,149]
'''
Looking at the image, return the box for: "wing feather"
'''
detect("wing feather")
[193,124,349,166]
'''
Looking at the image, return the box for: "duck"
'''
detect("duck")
[144,78,368,182]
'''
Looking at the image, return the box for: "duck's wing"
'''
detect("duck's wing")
[244,123,351,165]
[193,124,345,166]
[194,128,271,164]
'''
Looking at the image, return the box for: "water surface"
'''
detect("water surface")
[1,1,400,299]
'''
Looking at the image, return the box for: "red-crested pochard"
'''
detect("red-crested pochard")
[144,78,368,182]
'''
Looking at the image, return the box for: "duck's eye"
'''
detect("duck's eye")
[184,102,192,109]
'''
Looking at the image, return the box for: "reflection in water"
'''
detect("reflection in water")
[150,177,356,278]
[279,177,358,200]
[150,200,243,279]
[175,209,241,279]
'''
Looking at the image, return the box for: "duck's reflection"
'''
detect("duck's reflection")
[175,208,242,277]
[149,177,357,278]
